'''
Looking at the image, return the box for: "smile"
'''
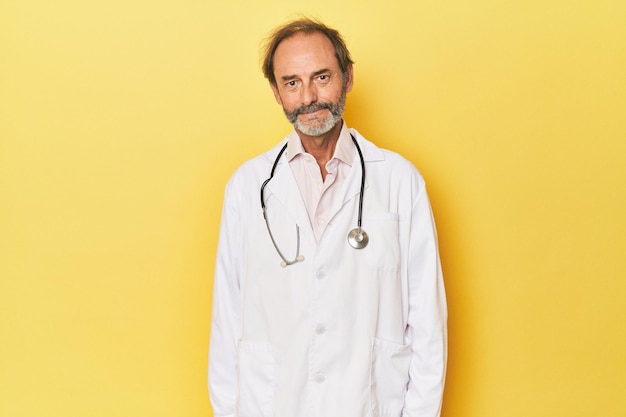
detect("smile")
[300,109,328,119]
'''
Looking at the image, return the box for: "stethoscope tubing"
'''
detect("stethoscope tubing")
[353,135,366,229]
[260,134,367,266]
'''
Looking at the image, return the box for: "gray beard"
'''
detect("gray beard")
[284,92,346,137]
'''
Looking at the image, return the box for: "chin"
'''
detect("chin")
[296,121,336,137]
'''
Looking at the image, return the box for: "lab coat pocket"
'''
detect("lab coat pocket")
[237,341,275,417]
[370,338,411,417]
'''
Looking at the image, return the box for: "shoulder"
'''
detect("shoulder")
[225,140,288,190]
[350,128,425,184]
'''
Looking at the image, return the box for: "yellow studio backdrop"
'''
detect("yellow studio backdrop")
[1,0,624,416]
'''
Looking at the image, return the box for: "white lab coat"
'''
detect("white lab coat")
[209,128,447,417]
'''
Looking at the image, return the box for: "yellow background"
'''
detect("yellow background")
[1,0,625,416]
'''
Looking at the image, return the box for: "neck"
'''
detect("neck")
[296,121,343,177]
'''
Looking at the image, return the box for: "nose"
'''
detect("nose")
[300,82,318,106]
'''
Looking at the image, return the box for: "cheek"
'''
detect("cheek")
[321,84,345,103]
[278,95,300,112]
[271,85,286,106]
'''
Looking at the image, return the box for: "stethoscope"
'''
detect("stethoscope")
[260,134,368,267]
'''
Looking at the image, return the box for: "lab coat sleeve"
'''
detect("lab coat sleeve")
[208,177,244,417]
[403,175,448,417]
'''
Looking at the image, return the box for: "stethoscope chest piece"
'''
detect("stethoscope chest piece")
[347,228,369,249]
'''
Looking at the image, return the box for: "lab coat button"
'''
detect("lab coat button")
[315,324,326,334]
[314,373,325,384]
[315,270,326,280]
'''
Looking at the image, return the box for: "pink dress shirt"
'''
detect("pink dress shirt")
[286,123,355,243]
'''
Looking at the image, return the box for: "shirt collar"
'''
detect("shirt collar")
[286,121,356,166]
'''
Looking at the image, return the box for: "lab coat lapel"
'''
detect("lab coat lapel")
[328,133,383,220]
[333,131,365,217]
[264,158,315,245]
[329,159,363,221]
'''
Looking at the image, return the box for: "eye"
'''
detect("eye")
[285,80,298,88]
[316,73,332,84]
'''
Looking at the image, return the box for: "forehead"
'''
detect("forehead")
[273,32,340,77]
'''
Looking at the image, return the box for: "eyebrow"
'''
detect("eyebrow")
[312,68,331,77]
[280,68,332,82]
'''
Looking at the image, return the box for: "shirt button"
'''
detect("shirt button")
[315,324,326,335]
[317,218,325,225]
[315,270,326,280]
[314,373,325,384]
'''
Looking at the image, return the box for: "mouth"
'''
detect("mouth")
[285,102,335,125]
[299,108,328,120]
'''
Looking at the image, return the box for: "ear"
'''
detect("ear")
[344,64,354,93]
[270,82,283,105]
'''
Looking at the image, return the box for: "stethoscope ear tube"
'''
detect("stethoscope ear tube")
[348,134,368,249]
[260,143,288,210]
[260,142,304,267]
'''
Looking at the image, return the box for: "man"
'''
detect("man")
[209,18,447,417]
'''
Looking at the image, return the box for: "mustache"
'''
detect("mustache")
[293,102,333,116]
[285,102,334,123]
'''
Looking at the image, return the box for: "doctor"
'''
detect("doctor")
[209,18,447,417]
